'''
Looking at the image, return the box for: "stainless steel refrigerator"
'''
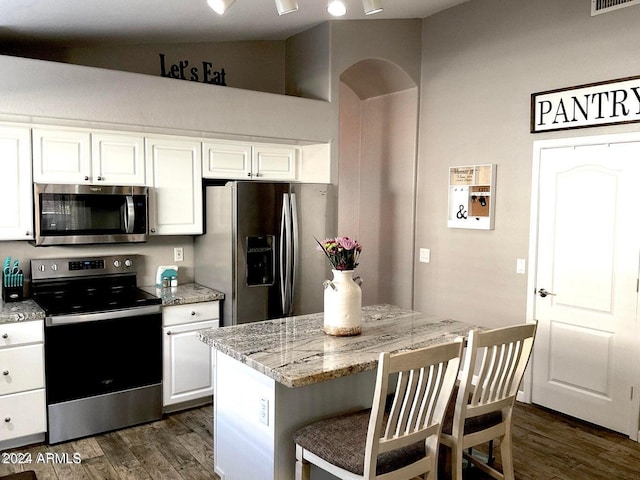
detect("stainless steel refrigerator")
[194,181,334,326]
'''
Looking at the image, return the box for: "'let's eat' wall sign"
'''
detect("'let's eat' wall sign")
[159,53,227,86]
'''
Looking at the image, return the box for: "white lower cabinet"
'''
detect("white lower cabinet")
[0,320,46,448]
[162,302,219,410]
[0,390,46,442]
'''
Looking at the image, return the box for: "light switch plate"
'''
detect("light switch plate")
[516,258,526,275]
[419,248,431,263]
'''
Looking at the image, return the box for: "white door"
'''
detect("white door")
[531,139,640,437]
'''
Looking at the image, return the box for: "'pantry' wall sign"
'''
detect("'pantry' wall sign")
[531,75,640,133]
[159,53,227,86]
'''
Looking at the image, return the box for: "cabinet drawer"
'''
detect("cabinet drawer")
[0,389,46,442]
[163,302,220,327]
[0,321,43,348]
[0,345,45,395]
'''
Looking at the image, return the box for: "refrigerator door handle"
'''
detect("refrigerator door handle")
[289,192,299,315]
[281,193,293,314]
[280,194,288,312]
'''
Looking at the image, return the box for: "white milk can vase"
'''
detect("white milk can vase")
[323,269,363,336]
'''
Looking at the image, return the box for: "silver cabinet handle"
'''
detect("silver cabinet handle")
[4,417,10,423]
[84,176,90,181]
[3,371,8,376]
[97,176,103,181]
[166,331,172,336]
[191,311,196,316]
[1,334,7,339]
[538,288,556,298]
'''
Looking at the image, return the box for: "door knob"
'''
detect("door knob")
[538,288,556,298]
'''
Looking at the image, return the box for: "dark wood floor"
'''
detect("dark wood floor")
[0,404,218,480]
[1,402,640,479]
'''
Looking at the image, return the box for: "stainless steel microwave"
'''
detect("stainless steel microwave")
[33,184,149,246]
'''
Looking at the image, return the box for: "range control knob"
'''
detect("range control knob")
[51,264,58,271]
[124,259,133,268]
[113,260,121,268]
[38,264,46,272]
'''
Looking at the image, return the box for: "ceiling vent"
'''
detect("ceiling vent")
[591,0,640,15]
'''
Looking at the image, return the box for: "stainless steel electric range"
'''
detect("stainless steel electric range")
[31,255,162,444]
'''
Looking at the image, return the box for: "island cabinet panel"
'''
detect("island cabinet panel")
[0,125,32,240]
[0,320,46,449]
[145,136,203,235]
[214,351,376,480]
[162,301,219,411]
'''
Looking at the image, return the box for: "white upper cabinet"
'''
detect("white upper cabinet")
[32,127,91,184]
[91,132,146,185]
[146,136,203,235]
[33,127,146,185]
[203,141,298,181]
[252,144,298,180]
[0,125,33,240]
[202,141,252,179]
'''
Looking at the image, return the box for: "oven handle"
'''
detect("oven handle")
[46,305,162,326]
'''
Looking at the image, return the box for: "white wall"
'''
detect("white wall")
[339,84,417,308]
[65,40,286,95]
[415,0,640,327]
[0,55,332,143]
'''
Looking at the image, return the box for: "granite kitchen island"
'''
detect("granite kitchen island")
[198,304,473,480]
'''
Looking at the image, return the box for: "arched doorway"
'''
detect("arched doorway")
[338,59,418,308]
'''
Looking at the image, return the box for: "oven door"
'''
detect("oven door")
[34,183,149,246]
[44,306,162,404]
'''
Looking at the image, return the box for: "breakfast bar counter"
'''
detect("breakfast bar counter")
[198,304,473,480]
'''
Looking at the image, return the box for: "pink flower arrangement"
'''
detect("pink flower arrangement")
[316,236,363,271]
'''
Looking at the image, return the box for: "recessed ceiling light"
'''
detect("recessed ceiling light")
[327,0,347,16]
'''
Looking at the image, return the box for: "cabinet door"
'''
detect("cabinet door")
[32,127,91,184]
[203,141,252,180]
[92,132,146,185]
[162,320,217,407]
[252,144,298,180]
[146,137,203,235]
[0,389,46,442]
[0,126,33,240]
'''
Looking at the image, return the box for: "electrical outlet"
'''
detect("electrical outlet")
[419,248,431,263]
[174,247,184,262]
[259,397,269,425]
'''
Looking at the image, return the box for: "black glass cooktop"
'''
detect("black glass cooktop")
[32,275,161,317]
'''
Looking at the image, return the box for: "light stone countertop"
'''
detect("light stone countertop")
[198,304,473,388]
[140,282,224,306]
[0,299,46,324]
[0,283,223,324]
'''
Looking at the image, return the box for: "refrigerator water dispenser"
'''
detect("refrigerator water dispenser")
[246,236,274,286]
